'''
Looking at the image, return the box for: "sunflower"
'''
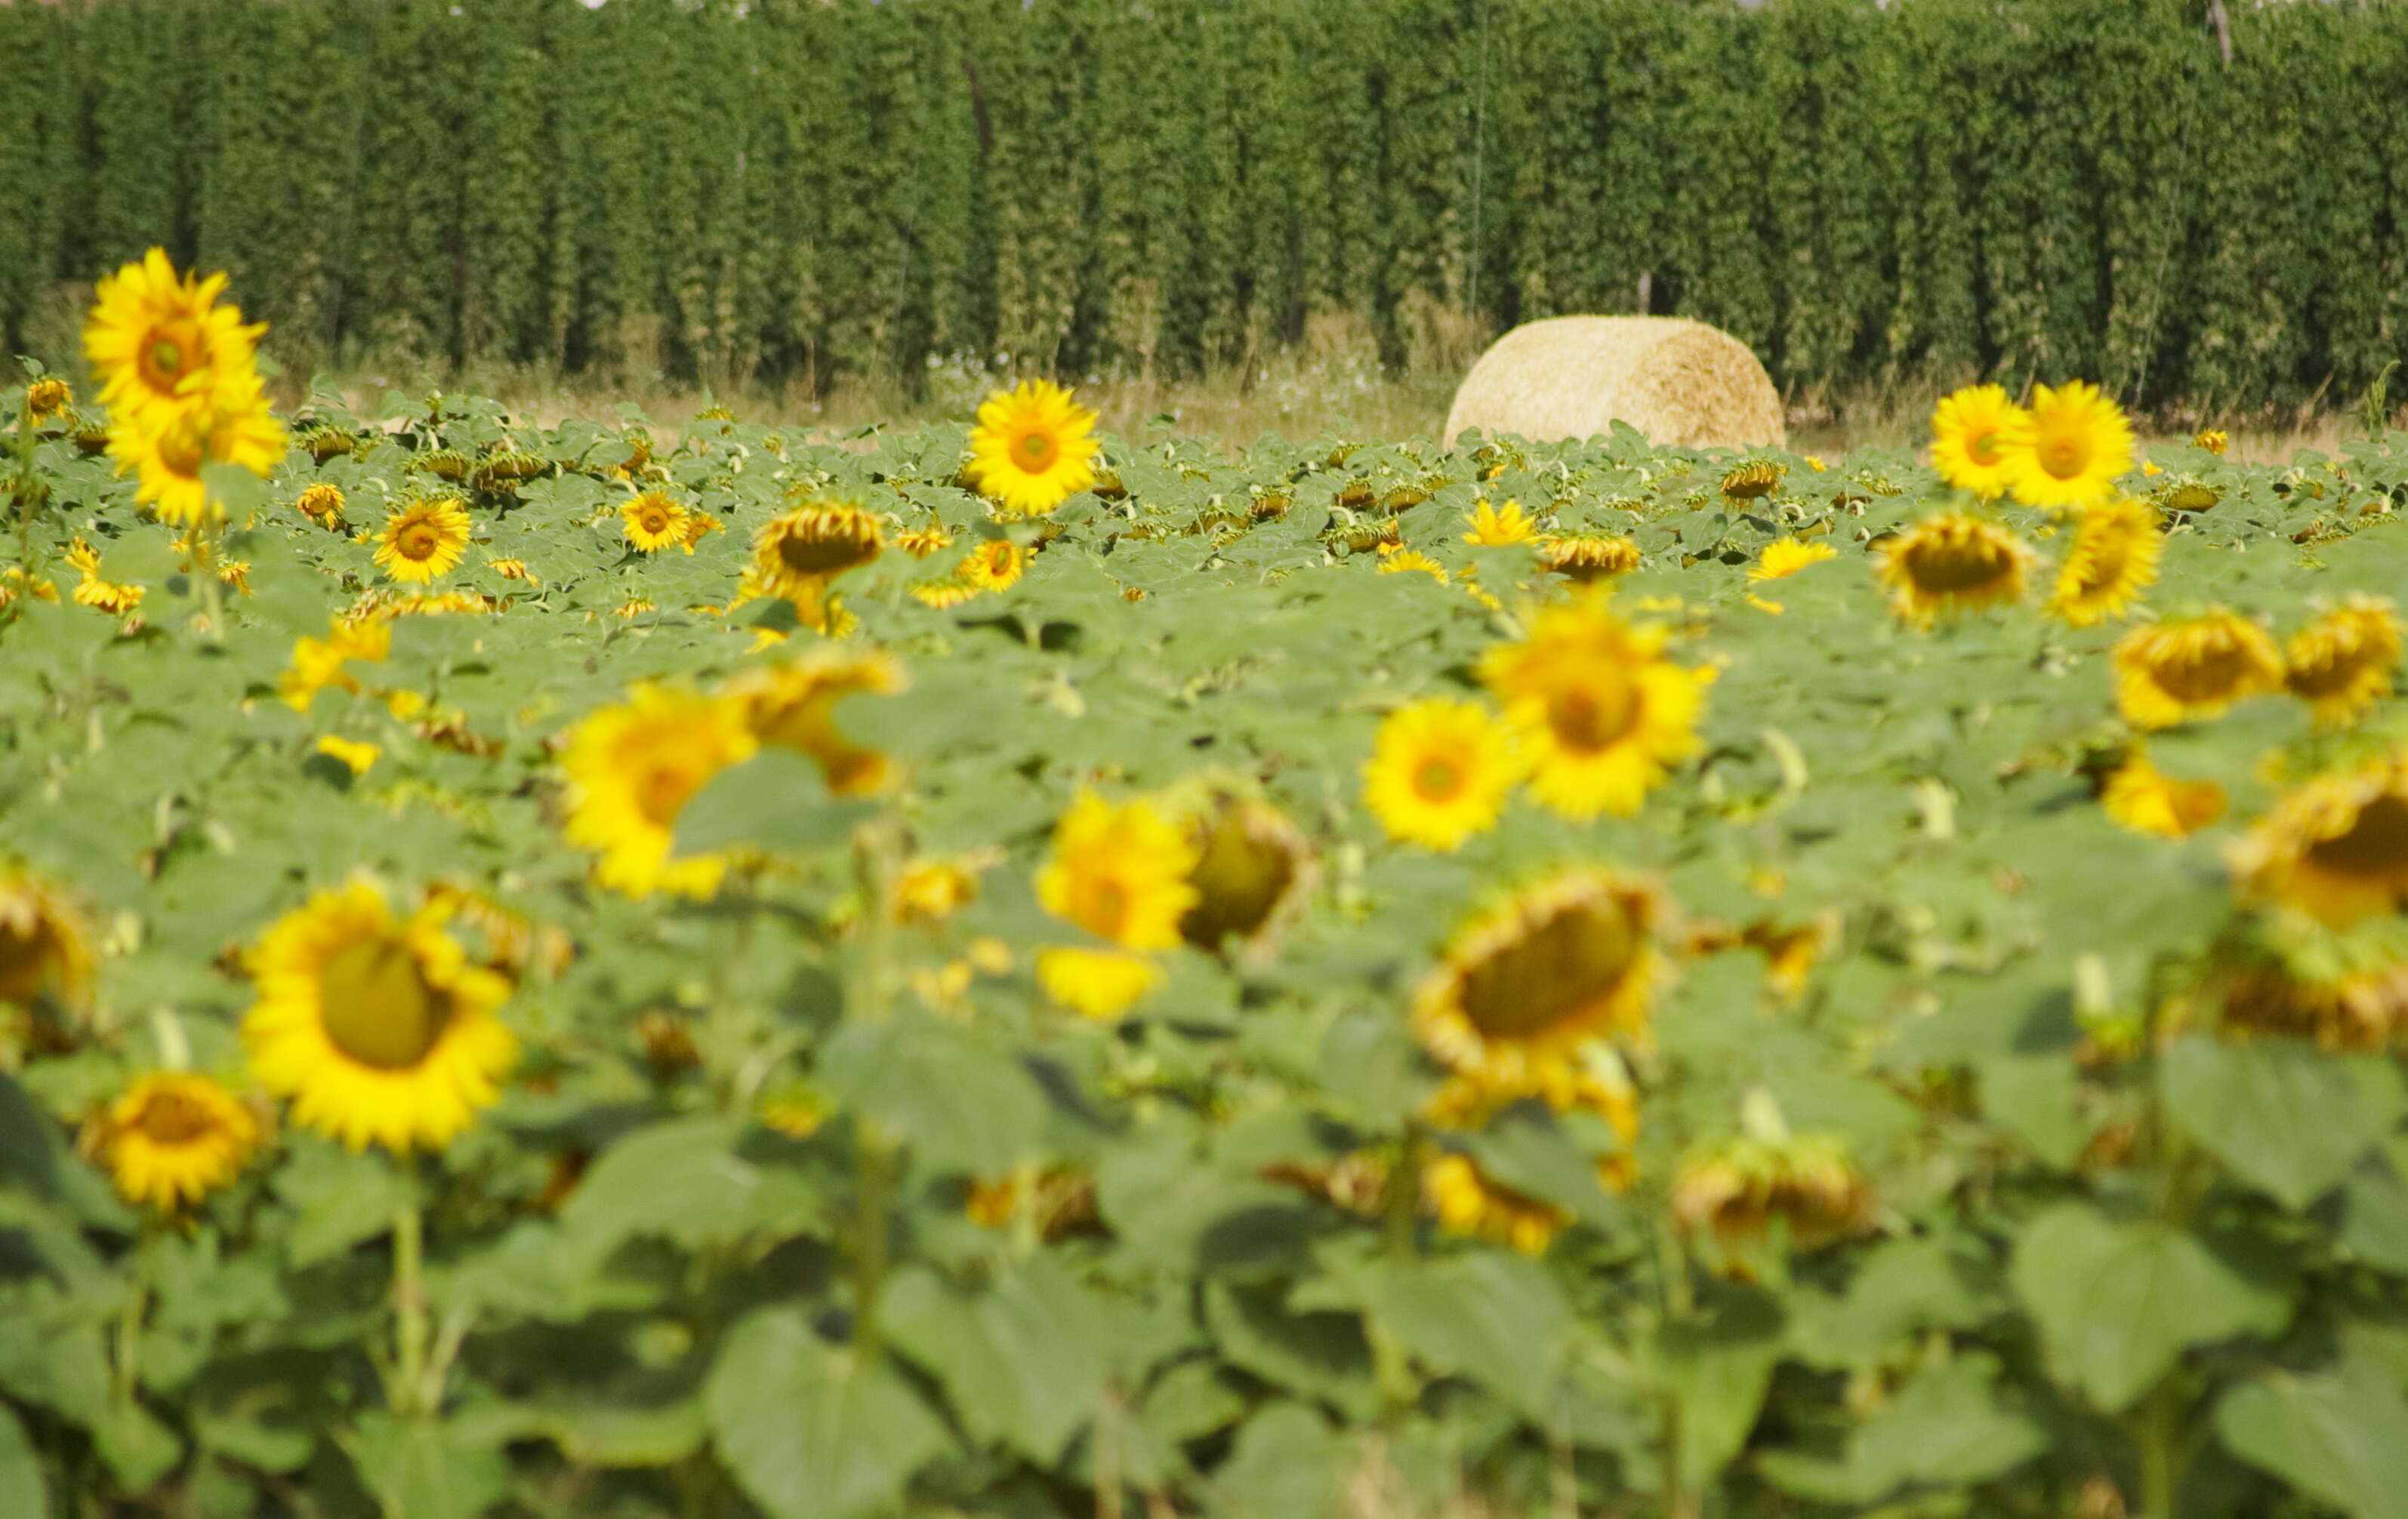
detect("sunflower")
[242,881,516,1154]
[1361,698,1520,850]
[2195,429,2230,456]
[1423,1153,1572,1256]
[560,683,760,899]
[1928,384,2029,500]
[2159,480,2221,515]
[746,501,883,629]
[2099,750,2226,839]
[295,482,346,531]
[910,577,982,610]
[1423,1046,1642,1191]
[896,525,954,559]
[85,1074,263,1211]
[313,735,381,777]
[2004,379,2134,511]
[2216,914,2408,1052]
[1537,533,1641,584]
[82,248,266,433]
[277,614,392,711]
[109,378,288,527]
[1034,791,1198,1020]
[375,498,473,584]
[2284,595,2403,728]
[1377,550,1448,584]
[2230,751,2408,929]
[966,379,1101,516]
[66,538,145,617]
[1462,498,1537,546]
[24,377,70,423]
[1720,461,1784,502]
[2045,498,2161,627]
[1411,869,1662,1086]
[487,557,537,585]
[727,646,905,796]
[2110,609,2284,729]
[1170,789,1312,952]
[1670,1128,1873,1274]
[958,538,1031,593]
[1479,594,1706,820]
[621,491,692,554]
[0,868,94,1010]
[892,857,985,926]
[1874,511,2036,629]
[1748,537,1837,583]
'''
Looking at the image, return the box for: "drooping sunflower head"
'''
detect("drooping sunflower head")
[1874,511,2036,629]
[2004,379,2135,511]
[1167,787,1313,953]
[2110,609,2284,729]
[2158,479,2221,515]
[66,538,146,618]
[295,482,347,531]
[375,498,473,584]
[242,881,516,1155]
[727,645,906,797]
[1424,1151,1572,1256]
[0,868,95,1011]
[2098,748,2227,840]
[1361,698,1521,851]
[1478,594,1707,820]
[1748,537,1838,584]
[298,424,359,464]
[621,491,692,554]
[2230,751,2408,929]
[1037,790,1200,953]
[966,379,1101,517]
[748,501,883,614]
[2215,912,2408,1053]
[1411,868,1664,1085]
[1928,384,2029,500]
[960,538,1031,593]
[2284,595,2403,729]
[1538,533,1642,584]
[1462,498,1536,547]
[2046,497,2162,628]
[560,683,760,900]
[84,1073,264,1211]
[1670,1125,1873,1274]
[1719,461,1784,502]
[82,248,267,431]
[24,377,71,424]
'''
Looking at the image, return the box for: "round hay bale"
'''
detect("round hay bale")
[1443,316,1786,451]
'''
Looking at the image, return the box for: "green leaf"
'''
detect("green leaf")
[2163,1037,2407,1209]
[1759,1355,2044,1504]
[2335,1142,2408,1273]
[0,1403,48,1519]
[883,1256,1109,1463]
[1361,1252,1575,1423]
[674,747,875,856]
[556,1118,821,1252]
[273,1139,413,1269]
[1645,1287,1785,1489]
[347,1413,510,1519]
[706,1307,949,1519]
[2010,1203,2290,1412]
[819,1015,1047,1176]
[1207,1401,1352,1519]
[1204,1281,1380,1423]
[2215,1356,2408,1519]
[1979,1054,2086,1169]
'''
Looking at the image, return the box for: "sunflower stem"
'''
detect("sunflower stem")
[851,1120,893,1366]
[1384,1122,1423,1259]
[391,1185,430,1420]
[113,1249,149,1409]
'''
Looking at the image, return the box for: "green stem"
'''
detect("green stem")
[1384,1123,1423,1259]
[1654,1216,1697,1519]
[113,1269,147,1409]
[2134,1376,2184,1519]
[852,1123,893,1365]
[392,1191,430,1419]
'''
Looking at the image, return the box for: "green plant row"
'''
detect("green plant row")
[3,0,2406,409]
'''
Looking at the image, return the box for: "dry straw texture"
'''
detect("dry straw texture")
[1444,316,1787,450]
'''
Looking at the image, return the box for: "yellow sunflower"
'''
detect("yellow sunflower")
[1034,791,1199,1020]
[2217,914,2408,1053]
[2110,609,2284,729]
[896,525,955,559]
[1424,1152,1572,1256]
[910,577,982,610]
[243,881,516,1154]
[2003,379,2135,511]
[2284,595,2404,728]
[2195,429,2230,456]
[487,557,537,585]
[277,614,392,711]
[0,868,95,1010]
[85,1073,264,1211]
[966,380,1101,516]
[1928,384,2029,500]
[109,377,288,527]
[1462,499,1537,547]
[82,248,266,433]
[313,735,381,777]
[65,538,146,617]
[1170,788,1313,953]
[560,683,760,899]
[1875,511,2036,629]
[296,482,346,531]
[1377,550,1449,584]
[1537,533,1642,584]
[1411,869,1662,1086]
[1721,461,1784,502]
[2045,498,2162,627]
[1670,1128,1873,1274]
[892,857,985,926]
[375,498,473,584]
[1361,698,1520,850]
[25,377,71,423]
[2230,751,2408,929]
[1423,1046,1642,1192]
[2099,750,2227,839]
[1479,594,1706,820]
[1748,538,1837,583]
[621,491,692,554]
[726,645,905,796]
[746,501,883,630]
[958,538,1031,593]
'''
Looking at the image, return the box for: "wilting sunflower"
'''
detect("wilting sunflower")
[2100,750,2227,840]
[1412,869,1663,1086]
[621,491,692,554]
[1875,511,2036,629]
[2284,595,2404,728]
[110,377,288,526]
[2216,913,2408,1052]
[1462,498,1537,547]
[1424,1152,1573,1255]
[375,498,473,584]
[1034,791,1198,1020]
[747,501,883,629]
[560,683,760,899]
[243,880,516,1154]
[1169,787,1312,952]
[0,868,94,1010]
[727,645,905,796]
[966,379,1101,516]
[1748,538,1837,583]
[2004,379,2135,511]
[1720,461,1784,502]
[2045,498,2161,627]
[1480,594,1706,820]
[959,538,1031,593]
[2110,609,2284,729]
[1538,533,1642,584]
[24,377,70,423]
[66,538,146,617]
[295,482,346,531]
[82,248,266,433]
[1361,698,1520,850]
[85,1073,263,1211]
[1928,384,2029,500]
[1670,1126,1873,1274]
[2230,751,2408,929]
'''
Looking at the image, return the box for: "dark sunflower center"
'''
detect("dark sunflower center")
[399,524,442,560]
[1457,898,1639,1040]
[1907,540,2012,593]
[0,920,60,1003]
[2306,794,2408,879]
[1547,672,1640,754]
[2073,541,2129,596]
[2153,638,2258,703]
[1015,429,1059,473]
[1180,810,1297,947]
[139,319,205,395]
[135,1090,217,1145]
[319,937,448,1069]
[775,525,876,577]
[641,509,671,535]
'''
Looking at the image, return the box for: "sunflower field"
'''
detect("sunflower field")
[9,259,2408,1519]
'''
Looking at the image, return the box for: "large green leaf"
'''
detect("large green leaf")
[1759,1355,2044,1504]
[346,1413,511,1519]
[2163,1037,2407,1209]
[883,1255,1109,1463]
[674,747,875,856]
[819,1016,1048,1176]
[556,1117,822,1252]
[1359,1252,1576,1423]
[0,1403,48,1519]
[1206,1400,1352,1519]
[705,1307,949,1519]
[2215,1356,2408,1519]
[1645,1287,1785,1490]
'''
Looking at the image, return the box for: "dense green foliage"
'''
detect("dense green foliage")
[7,363,2408,1517]
[5,0,2407,412]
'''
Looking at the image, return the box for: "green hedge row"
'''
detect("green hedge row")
[3,0,2403,413]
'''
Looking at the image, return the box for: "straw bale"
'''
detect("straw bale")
[1443,316,1786,451]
